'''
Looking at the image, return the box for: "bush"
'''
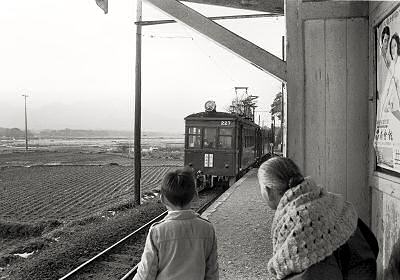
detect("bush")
[0,220,62,238]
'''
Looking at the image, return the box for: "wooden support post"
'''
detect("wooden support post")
[281,35,285,154]
[285,0,305,171]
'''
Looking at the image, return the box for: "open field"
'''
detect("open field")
[0,150,183,223]
[0,149,184,277]
[0,151,133,167]
[0,164,181,223]
[0,135,184,153]
[0,150,183,168]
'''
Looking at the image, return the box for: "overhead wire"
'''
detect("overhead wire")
[141,33,193,40]
[141,26,239,95]
[179,25,238,86]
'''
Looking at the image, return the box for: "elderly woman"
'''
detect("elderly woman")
[257,157,378,280]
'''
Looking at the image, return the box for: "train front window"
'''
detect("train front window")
[188,127,201,148]
[203,128,217,148]
[219,128,232,149]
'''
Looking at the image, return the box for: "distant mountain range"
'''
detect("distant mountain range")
[0,127,182,139]
[0,127,33,138]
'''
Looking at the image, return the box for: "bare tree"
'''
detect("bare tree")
[270,91,282,121]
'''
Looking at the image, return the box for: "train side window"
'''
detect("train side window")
[188,127,201,148]
[244,128,249,148]
[203,128,217,148]
[249,129,255,147]
[219,128,232,149]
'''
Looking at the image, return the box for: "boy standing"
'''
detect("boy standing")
[133,168,219,280]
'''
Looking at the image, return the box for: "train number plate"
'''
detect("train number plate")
[204,153,214,167]
[221,121,231,126]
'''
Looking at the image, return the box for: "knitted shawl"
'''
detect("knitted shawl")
[268,177,358,280]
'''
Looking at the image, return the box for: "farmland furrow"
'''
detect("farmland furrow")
[51,182,113,218]
[1,162,183,223]
[107,173,133,200]
[3,180,60,219]
[40,167,128,216]
[48,168,133,219]
[0,167,88,212]
[143,170,160,186]
[1,166,123,219]
[146,167,164,183]
[148,167,175,187]
[11,167,115,220]
[18,171,102,219]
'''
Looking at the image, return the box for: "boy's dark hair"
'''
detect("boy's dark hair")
[161,167,196,207]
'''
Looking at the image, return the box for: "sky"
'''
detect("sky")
[0,0,285,133]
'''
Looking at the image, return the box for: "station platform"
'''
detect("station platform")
[202,169,275,280]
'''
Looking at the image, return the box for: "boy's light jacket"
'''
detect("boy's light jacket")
[133,209,219,280]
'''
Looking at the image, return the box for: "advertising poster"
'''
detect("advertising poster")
[375,5,400,172]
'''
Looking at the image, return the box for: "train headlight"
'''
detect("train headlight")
[205,100,216,112]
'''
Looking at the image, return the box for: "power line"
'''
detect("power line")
[142,34,193,40]
[183,28,237,84]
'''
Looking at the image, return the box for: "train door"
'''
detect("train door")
[255,128,260,158]
[238,123,243,171]
[253,128,257,158]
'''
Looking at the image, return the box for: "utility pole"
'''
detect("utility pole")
[271,115,275,156]
[22,94,29,151]
[134,0,142,206]
[254,110,269,127]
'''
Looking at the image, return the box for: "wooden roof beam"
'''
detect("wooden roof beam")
[136,13,281,26]
[144,0,287,82]
[181,0,284,14]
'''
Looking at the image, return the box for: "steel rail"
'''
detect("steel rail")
[59,211,168,280]
[120,192,222,280]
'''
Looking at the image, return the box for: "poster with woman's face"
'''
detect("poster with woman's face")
[375,6,400,172]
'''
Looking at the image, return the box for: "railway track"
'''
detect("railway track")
[59,188,223,280]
